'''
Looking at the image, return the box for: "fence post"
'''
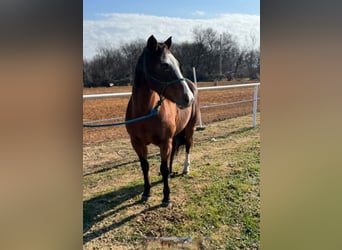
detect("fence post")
[252,85,259,127]
[192,66,197,84]
[193,67,204,130]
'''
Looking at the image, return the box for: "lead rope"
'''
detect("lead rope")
[83,97,163,128]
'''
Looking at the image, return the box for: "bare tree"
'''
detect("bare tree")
[121,39,145,83]
[240,33,260,80]
[191,27,240,80]
[83,28,259,87]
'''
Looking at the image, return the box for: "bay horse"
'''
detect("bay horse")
[125,35,199,207]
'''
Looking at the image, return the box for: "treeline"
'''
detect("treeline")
[83,27,260,87]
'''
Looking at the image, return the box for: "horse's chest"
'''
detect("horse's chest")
[147,119,174,141]
[127,118,174,145]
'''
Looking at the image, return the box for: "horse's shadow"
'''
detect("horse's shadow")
[83,179,163,244]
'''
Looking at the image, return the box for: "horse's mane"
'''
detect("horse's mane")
[133,45,165,89]
[133,49,147,89]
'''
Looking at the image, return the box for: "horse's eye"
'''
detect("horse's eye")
[161,63,170,71]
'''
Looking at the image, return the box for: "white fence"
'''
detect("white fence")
[83,82,260,128]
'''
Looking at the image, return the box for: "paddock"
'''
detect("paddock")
[83,81,260,248]
[83,81,260,144]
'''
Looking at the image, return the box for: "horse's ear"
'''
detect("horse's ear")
[147,35,157,51]
[164,36,172,49]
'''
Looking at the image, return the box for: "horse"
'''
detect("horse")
[125,35,199,207]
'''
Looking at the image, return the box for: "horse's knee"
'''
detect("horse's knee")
[160,162,169,177]
[139,157,149,171]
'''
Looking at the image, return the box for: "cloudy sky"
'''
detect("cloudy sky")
[83,0,260,60]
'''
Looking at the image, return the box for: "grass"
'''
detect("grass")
[83,114,260,249]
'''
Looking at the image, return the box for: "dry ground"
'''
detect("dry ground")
[83,80,260,144]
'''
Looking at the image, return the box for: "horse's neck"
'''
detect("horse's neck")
[131,54,160,114]
[131,80,159,115]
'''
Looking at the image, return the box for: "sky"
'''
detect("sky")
[83,0,260,59]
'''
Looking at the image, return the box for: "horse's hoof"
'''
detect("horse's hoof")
[141,196,150,203]
[161,200,172,208]
[182,170,189,175]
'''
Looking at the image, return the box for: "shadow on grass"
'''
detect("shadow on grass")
[196,125,255,143]
[83,159,139,177]
[83,153,160,177]
[84,126,256,177]
[83,179,164,244]
[226,126,255,137]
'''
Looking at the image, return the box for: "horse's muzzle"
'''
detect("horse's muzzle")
[177,93,194,109]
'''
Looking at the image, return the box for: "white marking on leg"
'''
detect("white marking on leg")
[183,152,190,174]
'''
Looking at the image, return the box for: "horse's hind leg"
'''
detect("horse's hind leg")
[183,127,195,174]
[183,142,191,174]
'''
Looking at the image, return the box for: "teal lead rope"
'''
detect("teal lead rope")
[83,98,163,128]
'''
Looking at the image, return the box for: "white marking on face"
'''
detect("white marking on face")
[162,52,194,104]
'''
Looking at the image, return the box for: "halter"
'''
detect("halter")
[142,52,185,88]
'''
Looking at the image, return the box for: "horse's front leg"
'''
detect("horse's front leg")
[139,156,151,202]
[160,139,172,207]
[131,138,150,202]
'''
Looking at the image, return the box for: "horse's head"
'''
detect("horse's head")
[142,35,194,108]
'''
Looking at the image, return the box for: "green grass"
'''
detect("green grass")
[167,128,260,249]
[83,114,260,249]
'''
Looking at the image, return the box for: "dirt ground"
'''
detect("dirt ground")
[83,81,260,145]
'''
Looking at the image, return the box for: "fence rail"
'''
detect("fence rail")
[83,83,259,99]
[83,92,131,99]
[83,82,260,127]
